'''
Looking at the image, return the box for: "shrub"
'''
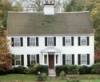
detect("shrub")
[29,64,48,75]
[91,63,100,74]
[79,66,92,74]
[67,65,79,74]
[59,71,65,80]
[56,65,79,76]
[11,66,29,74]
[0,67,6,75]
[37,73,47,81]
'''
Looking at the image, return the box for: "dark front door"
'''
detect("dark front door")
[49,55,54,69]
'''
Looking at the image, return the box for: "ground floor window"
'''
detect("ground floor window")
[27,54,39,66]
[15,55,21,65]
[44,55,47,64]
[63,54,74,65]
[78,54,90,65]
[56,55,58,64]
[12,55,24,66]
[65,55,72,65]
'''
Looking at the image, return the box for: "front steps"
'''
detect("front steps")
[48,69,56,77]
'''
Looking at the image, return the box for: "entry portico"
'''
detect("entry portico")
[40,47,61,69]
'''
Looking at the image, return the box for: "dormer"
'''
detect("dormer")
[43,0,55,15]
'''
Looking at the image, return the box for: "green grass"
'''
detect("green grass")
[0,74,37,81]
[0,74,100,82]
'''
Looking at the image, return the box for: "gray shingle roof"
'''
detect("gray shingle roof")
[7,11,94,35]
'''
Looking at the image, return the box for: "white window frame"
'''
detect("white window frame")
[65,54,72,65]
[80,37,87,46]
[47,37,54,46]
[56,54,58,64]
[30,55,37,64]
[13,37,21,46]
[15,55,21,66]
[29,37,36,46]
[44,54,47,64]
[65,37,72,46]
[81,54,87,65]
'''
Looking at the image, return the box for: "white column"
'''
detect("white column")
[24,54,27,67]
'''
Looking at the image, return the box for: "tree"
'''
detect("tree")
[0,30,12,71]
[12,1,23,11]
[64,0,100,50]
[64,0,85,12]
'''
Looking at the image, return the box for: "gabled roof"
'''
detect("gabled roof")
[7,11,94,35]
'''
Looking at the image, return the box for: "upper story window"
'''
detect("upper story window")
[11,37,23,47]
[78,37,89,46]
[63,37,74,46]
[45,37,56,46]
[27,37,39,46]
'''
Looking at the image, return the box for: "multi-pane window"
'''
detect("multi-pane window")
[15,55,21,65]
[78,37,89,46]
[44,55,47,64]
[27,37,39,46]
[65,55,72,65]
[45,37,56,46]
[30,55,36,64]
[63,37,74,46]
[78,54,90,65]
[63,54,74,65]
[56,55,58,64]
[11,37,23,47]
[81,54,87,65]
[27,54,39,66]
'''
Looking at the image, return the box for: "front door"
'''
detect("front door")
[49,54,54,69]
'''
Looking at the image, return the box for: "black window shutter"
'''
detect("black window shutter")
[78,37,80,46]
[11,38,14,47]
[71,37,74,46]
[12,55,15,65]
[27,37,30,46]
[36,37,39,46]
[63,37,65,46]
[45,37,47,46]
[87,54,90,65]
[72,54,74,65]
[36,54,39,64]
[21,55,24,66]
[63,54,65,65]
[27,55,30,66]
[78,54,81,65]
[20,37,23,46]
[87,37,89,46]
[54,37,56,46]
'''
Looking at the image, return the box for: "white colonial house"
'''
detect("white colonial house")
[7,0,94,76]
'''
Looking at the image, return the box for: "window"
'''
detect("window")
[78,37,89,46]
[65,55,72,65]
[27,54,39,66]
[27,37,39,46]
[81,54,87,65]
[15,55,21,65]
[56,55,58,64]
[11,37,23,47]
[63,37,74,46]
[44,55,47,64]
[78,54,90,65]
[45,37,56,46]
[30,55,36,64]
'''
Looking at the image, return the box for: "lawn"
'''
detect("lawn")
[0,74,100,82]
